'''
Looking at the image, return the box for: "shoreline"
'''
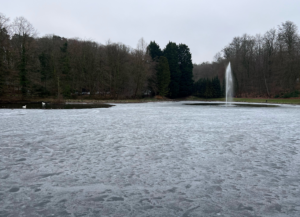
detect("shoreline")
[1,97,300,105]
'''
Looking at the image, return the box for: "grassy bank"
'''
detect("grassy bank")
[0,97,173,104]
[64,98,169,104]
[64,97,300,104]
[234,98,300,104]
[186,96,300,104]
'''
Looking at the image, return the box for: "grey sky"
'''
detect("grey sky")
[2,0,300,63]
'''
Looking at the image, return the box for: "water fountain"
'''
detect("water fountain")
[225,62,233,106]
[185,61,278,107]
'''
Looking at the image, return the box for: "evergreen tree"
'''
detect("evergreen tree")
[193,77,222,98]
[163,42,181,98]
[222,78,225,97]
[203,79,213,98]
[178,44,193,97]
[147,41,162,60]
[157,56,170,96]
[212,76,221,97]
[195,78,204,97]
[199,79,205,96]
[193,78,205,97]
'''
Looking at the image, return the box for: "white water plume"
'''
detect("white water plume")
[225,62,233,105]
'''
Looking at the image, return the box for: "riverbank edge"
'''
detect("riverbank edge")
[1,97,300,105]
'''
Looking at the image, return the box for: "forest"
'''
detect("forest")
[0,13,193,100]
[193,21,300,98]
[1,12,300,100]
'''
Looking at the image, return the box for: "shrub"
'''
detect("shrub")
[283,90,299,98]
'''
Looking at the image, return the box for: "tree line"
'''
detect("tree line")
[3,13,296,100]
[193,21,300,98]
[0,13,195,100]
[0,13,154,99]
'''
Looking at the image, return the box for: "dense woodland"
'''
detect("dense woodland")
[193,21,300,98]
[193,76,223,98]
[1,12,299,100]
[147,41,193,98]
[0,13,193,100]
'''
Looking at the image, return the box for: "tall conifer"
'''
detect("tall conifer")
[163,42,181,98]
[157,56,170,96]
[147,41,162,60]
[178,44,193,97]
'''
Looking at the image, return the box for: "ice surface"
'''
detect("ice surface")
[1,102,300,216]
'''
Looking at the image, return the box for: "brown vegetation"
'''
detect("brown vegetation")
[193,21,300,98]
[0,13,156,100]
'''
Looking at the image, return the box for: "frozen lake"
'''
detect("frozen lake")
[1,102,300,217]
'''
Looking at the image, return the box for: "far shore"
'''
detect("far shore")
[1,96,300,105]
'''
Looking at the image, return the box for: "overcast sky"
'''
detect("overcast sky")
[2,0,300,63]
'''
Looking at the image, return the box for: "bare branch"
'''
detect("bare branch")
[11,16,37,38]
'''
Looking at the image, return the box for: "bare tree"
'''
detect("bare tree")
[0,13,9,30]
[0,13,11,95]
[262,29,277,96]
[277,21,299,89]
[11,17,37,97]
[131,38,151,98]
[11,16,37,38]
[105,41,131,98]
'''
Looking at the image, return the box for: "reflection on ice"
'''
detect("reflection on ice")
[0,101,300,216]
